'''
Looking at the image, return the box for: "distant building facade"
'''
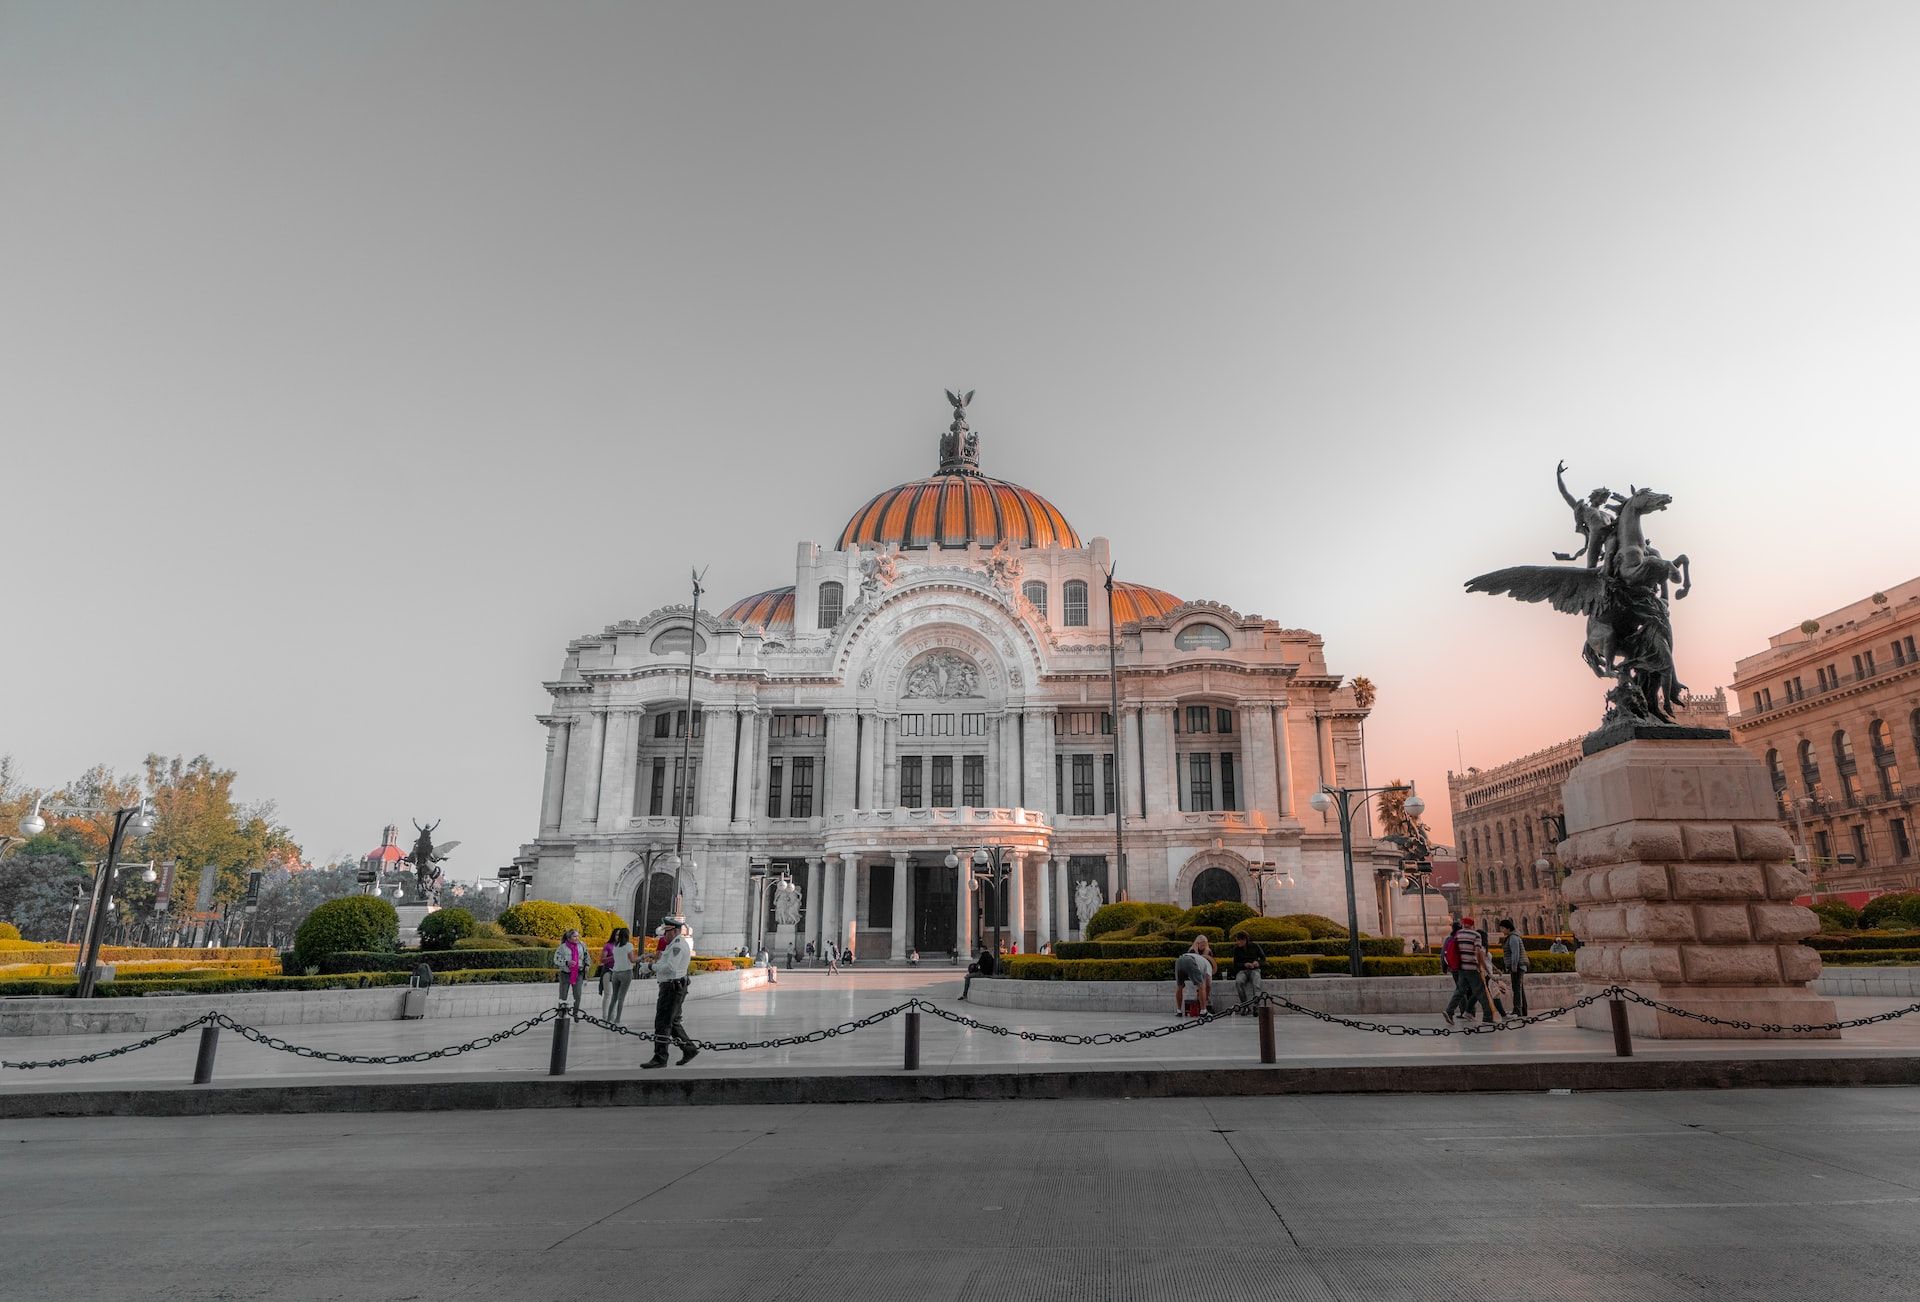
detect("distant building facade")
[518,398,1389,957]
[1729,577,1920,896]
[1449,692,1730,934]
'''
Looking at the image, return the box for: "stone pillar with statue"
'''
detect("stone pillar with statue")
[1467,463,1834,1038]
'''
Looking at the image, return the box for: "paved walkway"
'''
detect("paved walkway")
[4,970,1917,1093]
[7,1087,1920,1300]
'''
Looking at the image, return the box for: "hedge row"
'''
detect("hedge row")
[1053,936,1406,961]
[308,948,552,975]
[1817,949,1920,966]
[0,957,756,997]
[1808,931,1920,951]
[1002,953,1576,981]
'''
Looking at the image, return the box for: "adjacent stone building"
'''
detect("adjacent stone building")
[1728,577,1920,896]
[518,397,1389,956]
[1449,692,1729,934]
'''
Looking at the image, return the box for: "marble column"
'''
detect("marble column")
[1023,709,1053,817]
[891,851,911,957]
[842,854,860,956]
[700,708,734,818]
[1241,704,1279,825]
[1052,856,1069,940]
[1119,706,1144,819]
[1315,709,1336,797]
[1000,715,1021,806]
[857,715,879,808]
[807,856,827,956]
[1034,854,1051,948]
[824,710,857,815]
[1008,850,1027,952]
[881,716,899,808]
[540,720,569,832]
[983,718,1000,811]
[560,718,598,829]
[732,706,760,823]
[612,711,640,830]
[955,859,974,957]
[1274,703,1296,819]
[1141,706,1173,817]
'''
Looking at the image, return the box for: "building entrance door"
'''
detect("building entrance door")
[912,859,956,955]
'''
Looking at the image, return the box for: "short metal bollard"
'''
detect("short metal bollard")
[1608,995,1634,1057]
[549,1009,572,1076]
[192,1024,220,1084]
[1257,1004,1277,1064]
[903,1010,921,1071]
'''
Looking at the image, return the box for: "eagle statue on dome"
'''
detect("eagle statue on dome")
[941,389,980,473]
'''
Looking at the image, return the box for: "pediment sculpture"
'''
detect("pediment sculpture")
[903,651,981,699]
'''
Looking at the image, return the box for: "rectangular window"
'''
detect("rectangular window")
[1055,753,1065,812]
[648,759,666,816]
[673,709,703,738]
[1102,755,1115,815]
[962,713,986,736]
[901,714,925,737]
[1217,708,1233,734]
[1893,819,1912,861]
[1189,754,1214,812]
[931,755,953,806]
[1184,705,1211,734]
[962,755,984,806]
[1852,825,1870,868]
[900,756,923,808]
[766,760,784,818]
[654,713,671,739]
[932,713,955,736]
[1101,711,1113,736]
[671,759,696,816]
[1063,582,1088,627]
[1072,754,1095,815]
[868,866,892,927]
[1853,654,1865,678]
[1815,829,1832,861]
[1865,649,1876,674]
[788,757,815,818]
[772,713,825,738]
[1220,753,1237,811]
[1897,642,1909,667]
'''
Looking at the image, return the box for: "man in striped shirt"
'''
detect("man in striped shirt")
[1443,915,1494,1026]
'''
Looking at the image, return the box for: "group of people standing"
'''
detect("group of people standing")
[1440,916,1530,1026]
[550,917,700,1069]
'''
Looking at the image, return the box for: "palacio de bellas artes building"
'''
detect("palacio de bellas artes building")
[517,395,1392,959]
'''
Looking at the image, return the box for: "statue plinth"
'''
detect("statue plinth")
[1563,737,1837,1039]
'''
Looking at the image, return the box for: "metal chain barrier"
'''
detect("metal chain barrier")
[209,1006,563,1065]
[570,999,919,1052]
[1610,988,1920,1036]
[2,1012,217,1070]
[1256,988,1613,1037]
[911,996,1236,1044]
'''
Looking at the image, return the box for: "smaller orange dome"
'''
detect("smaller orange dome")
[720,587,794,632]
[1110,582,1182,624]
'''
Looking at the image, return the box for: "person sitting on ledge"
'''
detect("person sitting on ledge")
[960,945,996,1000]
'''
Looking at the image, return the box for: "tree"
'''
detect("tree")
[0,836,90,941]
[1376,778,1434,864]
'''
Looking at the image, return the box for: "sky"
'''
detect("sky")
[4,2,1918,876]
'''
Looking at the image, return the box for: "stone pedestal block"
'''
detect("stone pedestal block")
[1564,737,1837,1039]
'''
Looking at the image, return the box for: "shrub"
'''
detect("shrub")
[1180,900,1256,931]
[504,934,551,948]
[292,896,399,971]
[454,935,514,951]
[471,920,507,940]
[1859,892,1920,929]
[1168,926,1227,943]
[1229,918,1311,943]
[1806,931,1920,952]
[1004,955,1062,980]
[497,900,583,942]
[572,904,628,939]
[316,947,550,975]
[0,922,20,941]
[1811,901,1861,931]
[1083,902,1149,939]
[417,908,475,951]
[1275,913,1348,938]
[1820,949,1920,966]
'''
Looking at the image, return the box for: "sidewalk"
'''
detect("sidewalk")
[5,970,1918,1104]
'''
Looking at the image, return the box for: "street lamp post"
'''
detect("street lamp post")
[1102,563,1127,902]
[946,845,1013,956]
[1247,861,1294,918]
[670,567,707,915]
[1309,783,1424,978]
[22,798,158,999]
[1538,811,1570,937]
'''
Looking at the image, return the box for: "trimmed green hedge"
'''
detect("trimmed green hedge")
[292,896,398,971]
[1274,913,1348,938]
[1167,926,1227,943]
[496,900,582,941]
[1180,901,1256,931]
[316,947,551,975]
[418,908,475,950]
[1860,892,1920,929]
[1808,931,1920,951]
[1228,919,1311,943]
[1083,901,1183,939]
[1054,936,1406,961]
[1818,949,1920,966]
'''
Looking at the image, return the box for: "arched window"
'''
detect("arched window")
[1529,863,1540,889]
[1022,581,1048,617]
[817,581,844,630]
[1871,720,1902,799]
[1190,866,1242,905]
[1497,825,1506,854]
[1765,749,1787,792]
[1498,868,1511,894]
[1063,580,1089,627]
[1834,730,1863,804]
[1798,739,1821,794]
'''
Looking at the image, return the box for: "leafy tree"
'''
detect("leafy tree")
[1376,777,1435,867]
[0,836,90,941]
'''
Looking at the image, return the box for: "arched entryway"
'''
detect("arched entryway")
[1191,866,1242,906]
[632,872,677,938]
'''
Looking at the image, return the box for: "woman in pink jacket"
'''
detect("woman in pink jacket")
[551,928,588,1011]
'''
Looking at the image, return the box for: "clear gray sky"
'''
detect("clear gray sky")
[4,2,1917,873]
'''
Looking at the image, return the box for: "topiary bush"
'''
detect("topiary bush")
[0,922,20,941]
[1229,918,1312,943]
[1168,925,1227,943]
[292,896,399,972]
[497,900,584,941]
[1083,901,1180,938]
[1810,900,1861,932]
[1275,912,1348,938]
[417,908,475,951]
[572,904,628,940]
[1180,900,1256,931]
[470,920,507,940]
[1859,892,1920,929]
[315,947,550,974]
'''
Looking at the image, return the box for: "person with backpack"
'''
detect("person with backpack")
[1442,916,1494,1026]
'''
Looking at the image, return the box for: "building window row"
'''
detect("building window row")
[766,756,816,819]
[653,708,703,739]
[1017,579,1089,626]
[1177,706,1235,735]
[900,712,987,737]
[1053,752,1116,816]
[771,712,824,738]
[1055,711,1112,736]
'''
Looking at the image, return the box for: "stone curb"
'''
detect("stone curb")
[4,1054,1916,1119]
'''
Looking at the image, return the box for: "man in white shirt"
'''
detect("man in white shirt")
[641,916,699,1069]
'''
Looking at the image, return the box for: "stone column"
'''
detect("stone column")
[1274,703,1296,819]
[881,716,899,808]
[732,707,760,823]
[594,709,626,830]
[1564,737,1836,1039]
[1023,709,1053,816]
[1117,706,1143,819]
[955,859,974,956]
[841,854,860,956]
[612,711,641,829]
[983,718,1000,811]
[1007,850,1027,951]
[1034,854,1051,948]
[1141,706,1173,816]
[1315,709,1336,796]
[857,715,878,808]
[700,708,734,818]
[1052,856,1069,940]
[806,855,827,956]
[891,851,911,957]
[824,710,857,815]
[1000,715,1020,806]
[560,718,598,829]
[540,720,569,832]
[1241,704,1279,825]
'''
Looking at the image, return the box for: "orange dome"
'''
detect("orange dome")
[1110,582,1182,624]
[838,474,1080,551]
[719,587,794,632]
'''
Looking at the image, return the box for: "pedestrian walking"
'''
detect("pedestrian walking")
[1442,916,1494,1026]
[826,940,841,974]
[641,916,698,1069]
[1229,932,1265,1007]
[960,945,995,999]
[1499,918,1530,1017]
[1174,938,1214,1016]
[600,926,639,1023]
[551,928,589,1011]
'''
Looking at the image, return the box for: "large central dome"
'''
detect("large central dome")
[836,392,1082,551]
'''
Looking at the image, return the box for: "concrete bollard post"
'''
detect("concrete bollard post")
[192,1024,220,1084]
[1257,1004,1277,1064]
[549,1009,572,1077]
[1608,994,1633,1058]
[903,1010,921,1071]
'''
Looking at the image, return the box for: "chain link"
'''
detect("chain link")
[1608,988,1920,1035]
[1254,989,1611,1036]
[1,1012,217,1070]
[910,996,1236,1044]
[208,1006,562,1065]
[570,1000,920,1052]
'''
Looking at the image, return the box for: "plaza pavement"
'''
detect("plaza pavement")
[3,969,1918,1098]
[6,1086,1920,1301]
